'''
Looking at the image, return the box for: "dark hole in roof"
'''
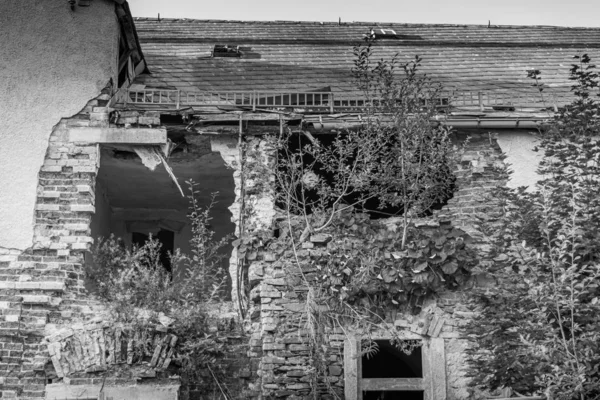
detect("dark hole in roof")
[213,45,242,57]
[372,28,424,41]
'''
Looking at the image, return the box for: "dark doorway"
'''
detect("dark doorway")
[363,391,424,400]
[362,340,423,378]
[132,229,175,272]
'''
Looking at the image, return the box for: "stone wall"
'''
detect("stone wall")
[241,130,508,399]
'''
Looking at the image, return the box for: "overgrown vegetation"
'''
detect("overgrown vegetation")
[87,181,232,382]
[265,34,471,311]
[236,32,474,399]
[87,34,600,400]
[466,54,600,400]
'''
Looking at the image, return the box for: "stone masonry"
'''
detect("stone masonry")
[241,130,507,399]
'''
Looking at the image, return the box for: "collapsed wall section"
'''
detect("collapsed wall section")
[0,113,102,400]
[241,131,508,399]
[0,119,511,400]
[0,102,181,399]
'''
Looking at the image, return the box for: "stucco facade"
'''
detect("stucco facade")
[496,131,543,190]
[0,0,119,251]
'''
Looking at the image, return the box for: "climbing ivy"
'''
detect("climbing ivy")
[240,210,476,315]
[310,213,475,311]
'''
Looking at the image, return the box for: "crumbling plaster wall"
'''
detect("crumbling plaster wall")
[495,130,543,190]
[0,0,119,251]
[211,136,276,309]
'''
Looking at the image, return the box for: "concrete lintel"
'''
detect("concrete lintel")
[45,383,180,400]
[69,127,167,145]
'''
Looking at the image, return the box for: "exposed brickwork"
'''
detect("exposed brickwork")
[0,120,506,399]
[0,94,175,399]
[0,103,102,398]
[438,131,507,228]
[239,132,507,399]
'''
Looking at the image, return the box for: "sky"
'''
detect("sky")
[127,0,600,28]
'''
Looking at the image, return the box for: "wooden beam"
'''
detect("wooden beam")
[422,340,432,400]
[430,338,447,400]
[190,124,283,136]
[134,59,147,77]
[193,113,302,122]
[118,49,134,73]
[361,378,424,391]
[118,15,137,52]
[344,336,361,400]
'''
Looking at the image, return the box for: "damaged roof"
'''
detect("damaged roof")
[131,19,600,102]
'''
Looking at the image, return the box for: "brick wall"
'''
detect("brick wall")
[0,121,507,399]
[0,93,109,398]
[0,96,175,399]
[439,131,507,227]
[242,130,507,399]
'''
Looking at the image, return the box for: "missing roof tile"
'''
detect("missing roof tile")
[371,28,424,41]
[212,45,242,58]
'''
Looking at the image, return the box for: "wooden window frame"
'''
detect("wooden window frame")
[344,334,446,400]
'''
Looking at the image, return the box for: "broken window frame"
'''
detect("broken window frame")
[344,335,446,400]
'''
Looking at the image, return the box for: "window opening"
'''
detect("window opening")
[364,391,424,400]
[362,340,424,400]
[372,28,401,40]
[132,229,175,272]
[345,337,446,400]
[90,143,236,299]
[362,340,423,378]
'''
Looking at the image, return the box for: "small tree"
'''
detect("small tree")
[274,33,457,247]
[466,54,600,400]
[238,33,475,400]
[265,33,471,318]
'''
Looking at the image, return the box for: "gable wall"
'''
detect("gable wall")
[0,0,119,252]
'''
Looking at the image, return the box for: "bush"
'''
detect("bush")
[86,181,231,377]
[465,55,600,400]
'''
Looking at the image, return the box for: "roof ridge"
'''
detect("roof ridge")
[132,18,600,30]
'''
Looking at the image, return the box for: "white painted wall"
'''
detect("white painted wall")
[496,130,543,190]
[0,0,119,250]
